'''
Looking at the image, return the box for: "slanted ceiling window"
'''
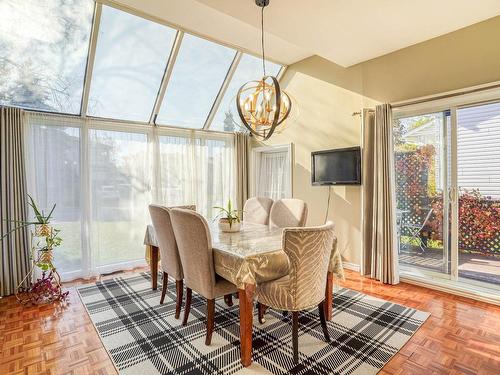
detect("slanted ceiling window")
[0,0,284,132]
[0,0,93,114]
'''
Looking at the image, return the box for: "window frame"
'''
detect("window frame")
[250,143,294,199]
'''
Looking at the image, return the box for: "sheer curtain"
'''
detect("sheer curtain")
[256,150,291,200]
[26,113,235,280]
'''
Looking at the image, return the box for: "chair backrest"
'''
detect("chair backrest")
[282,221,335,310]
[243,197,274,225]
[148,204,195,280]
[170,208,217,298]
[269,199,308,228]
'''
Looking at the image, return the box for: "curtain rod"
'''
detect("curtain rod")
[391,81,500,108]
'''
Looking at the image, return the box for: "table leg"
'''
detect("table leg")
[151,245,159,290]
[324,271,333,321]
[238,283,255,367]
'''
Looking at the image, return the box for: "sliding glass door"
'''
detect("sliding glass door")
[456,102,500,287]
[394,100,500,290]
[394,112,451,277]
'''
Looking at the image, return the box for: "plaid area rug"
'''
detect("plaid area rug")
[78,273,429,375]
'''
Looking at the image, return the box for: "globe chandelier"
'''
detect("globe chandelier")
[236,0,291,141]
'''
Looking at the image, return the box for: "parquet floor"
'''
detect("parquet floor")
[1,269,499,375]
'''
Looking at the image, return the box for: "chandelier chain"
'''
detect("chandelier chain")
[261,4,266,76]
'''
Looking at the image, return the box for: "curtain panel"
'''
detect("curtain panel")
[235,132,249,211]
[361,104,399,284]
[25,112,235,281]
[257,150,291,200]
[0,106,30,296]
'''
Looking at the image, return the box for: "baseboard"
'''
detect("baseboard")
[342,262,360,272]
[400,274,500,306]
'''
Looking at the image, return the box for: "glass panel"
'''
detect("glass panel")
[210,54,281,132]
[394,112,450,275]
[156,34,236,128]
[87,6,176,122]
[27,118,82,277]
[158,134,234,217]
[457,102,500,287]
[89,129,150,267]
[0,0,93,114]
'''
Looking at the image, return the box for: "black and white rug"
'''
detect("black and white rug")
[78,273,429,375]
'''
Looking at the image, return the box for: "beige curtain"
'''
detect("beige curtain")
[361,104,399,284]
[0,106,30,296]
[234,132,250,211]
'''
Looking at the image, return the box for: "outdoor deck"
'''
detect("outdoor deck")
[399,246,500,286]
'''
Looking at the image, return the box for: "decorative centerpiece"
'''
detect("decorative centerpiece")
[214,200,242,233]
[1,195,67,305]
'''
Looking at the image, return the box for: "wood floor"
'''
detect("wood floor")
[1,269,499,375]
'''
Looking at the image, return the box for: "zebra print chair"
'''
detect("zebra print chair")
[256,222,335,363]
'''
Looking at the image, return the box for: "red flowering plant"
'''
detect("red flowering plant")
[426,189,500,257]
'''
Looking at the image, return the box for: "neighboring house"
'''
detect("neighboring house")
[401,104,500,199]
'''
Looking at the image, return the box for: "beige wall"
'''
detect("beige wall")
[252,15,500,266]
[360,15,500,102]
[253,57,376,266]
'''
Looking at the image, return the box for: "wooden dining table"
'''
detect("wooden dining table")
[144,221,343,367]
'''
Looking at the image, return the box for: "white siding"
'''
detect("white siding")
[457,102,500,199]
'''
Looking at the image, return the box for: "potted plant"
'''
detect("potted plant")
[1,195,67,304]
[214,199,242,233]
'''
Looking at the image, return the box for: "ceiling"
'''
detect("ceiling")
[112,0,500,67]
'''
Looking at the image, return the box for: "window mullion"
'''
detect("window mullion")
[80,2,102,118]
[149,31,184,124]
[203,52,242,130]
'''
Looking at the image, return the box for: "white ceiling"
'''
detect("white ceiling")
[112,0,500,67]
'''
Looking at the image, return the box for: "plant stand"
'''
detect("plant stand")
[15,225,67,305]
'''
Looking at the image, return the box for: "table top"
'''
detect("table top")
[210,222,283,258]
[144,220,343,289]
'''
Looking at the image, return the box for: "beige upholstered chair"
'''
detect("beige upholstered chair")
[256,222,335,363]
[148,204,195,319]
[170,208,237,345]
[269,198,308,228]
[243,197,274,225]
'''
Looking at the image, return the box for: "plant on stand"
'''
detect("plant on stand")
[1,195,67,304]
[214,199,242,233]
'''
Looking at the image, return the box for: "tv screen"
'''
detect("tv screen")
[311,147,361,185]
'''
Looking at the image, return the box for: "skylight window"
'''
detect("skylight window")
[209,54,282,132]
[156,34,236,129]
[0,0,93,114]
[0,2,286,131]
[87,6,176,122]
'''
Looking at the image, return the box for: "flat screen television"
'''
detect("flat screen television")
[311,147,361,185]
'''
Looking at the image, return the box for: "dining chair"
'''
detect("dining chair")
[170,208,238,345]
[243,197,274,225]
[148,204,195,319]
[256,222,335,364]
[269,198,308,228]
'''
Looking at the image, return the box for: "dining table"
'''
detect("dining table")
[144,221,344,367]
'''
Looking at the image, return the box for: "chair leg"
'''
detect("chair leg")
[175,280,183,319]
[257,302,268,324]
[182,288,192,326]
[292,312,299,364]
[318,301,330,342]
[160,272,168,304]
[224,294,233,307]
[205,298,215,345]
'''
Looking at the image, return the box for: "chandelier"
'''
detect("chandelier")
[236,0,291,141]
